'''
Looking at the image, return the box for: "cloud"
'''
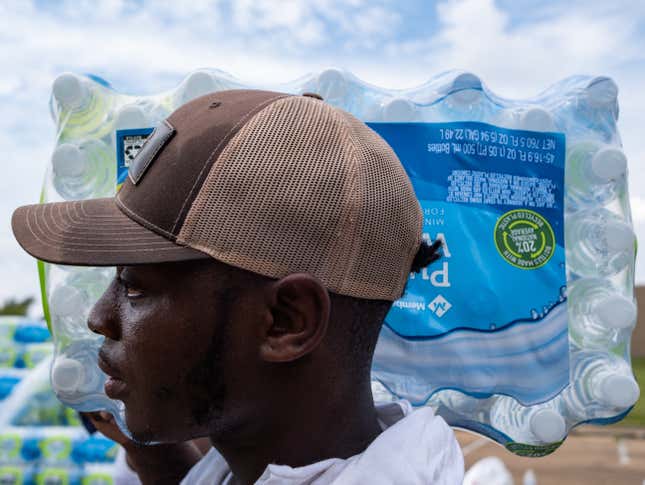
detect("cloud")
[381,0,642,95]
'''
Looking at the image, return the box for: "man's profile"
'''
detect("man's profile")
[12,89,464,484]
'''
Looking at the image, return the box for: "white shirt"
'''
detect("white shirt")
[180,400,464,485]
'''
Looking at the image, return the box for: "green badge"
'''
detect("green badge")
[494,209,555,270]
[505,440,563,457]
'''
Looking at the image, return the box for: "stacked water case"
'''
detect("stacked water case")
[0,335,118,484]
[41,69,638,455]
[0,317,52,405]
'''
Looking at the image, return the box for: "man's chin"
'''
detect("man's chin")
[125,411,192,445]
[124,412,165,445]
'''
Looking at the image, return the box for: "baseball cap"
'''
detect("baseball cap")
[12,89,423,301]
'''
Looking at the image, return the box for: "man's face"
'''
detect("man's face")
[88,260,260,444]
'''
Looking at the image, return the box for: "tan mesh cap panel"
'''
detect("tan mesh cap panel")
[177,95,423,301]
[337,111,424,299]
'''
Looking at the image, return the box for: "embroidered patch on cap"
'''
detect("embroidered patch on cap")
[128,119,176,185]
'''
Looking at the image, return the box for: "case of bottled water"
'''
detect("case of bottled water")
[0,356,119,484]
[39,69,637,455]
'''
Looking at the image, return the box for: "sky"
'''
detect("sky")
[1,0,644,312]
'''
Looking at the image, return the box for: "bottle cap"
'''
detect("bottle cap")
[529,408,566,443]
[115,105,148,130]
[382,98,417,122]
[52,144,86,178]
[13,325,50,344]
[52,73,86,109]
[600,374,640,408]
[50,285,85,318]
[450,73,482,105]
[603,221,635,253]
[52,356,85,394]
[585,78,618,108]
[519,108,555,132]
[590,147,627,183]
[180,71,216,105]
[316,68,347,100]
[595,294,637,330]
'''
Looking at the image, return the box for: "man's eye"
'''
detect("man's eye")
[126,287,143,299]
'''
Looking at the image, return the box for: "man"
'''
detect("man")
[12,89,464,484]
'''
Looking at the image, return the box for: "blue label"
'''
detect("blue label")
[369,121,565,337]
[369,121,568,406]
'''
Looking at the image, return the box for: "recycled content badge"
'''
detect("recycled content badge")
[494,209,555,270]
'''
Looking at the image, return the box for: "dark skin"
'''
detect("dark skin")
[87,258,383,485]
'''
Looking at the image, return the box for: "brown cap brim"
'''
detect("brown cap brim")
[11,198,210,266]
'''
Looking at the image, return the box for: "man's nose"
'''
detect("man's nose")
[87,281,120,340]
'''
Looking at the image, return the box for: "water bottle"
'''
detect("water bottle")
[13,323,50,345]
[567,278,636,349]
[10,387,69,428]
[519,107,555,132]
[0,319,18,342]
[489,397,567,444]
[558,77,618,143]
[381,98,418,122]
[315,68,349,104]
[563,351,639,421]
[49,268,113,340]
[496,106,555,132]
[0,429,26,464]
[18,430,75,466]
[83,463,116,484]
[51,341,105,408]
[51,140,114,200]
[172,70,217,109]
[72,435,117,464]
[114,104,148,132]
[0,370,24,400]
[371,380,395,403]
[0,342,18,368]
[115,99,167,132]
[436,73,495,122]
[584,77,618,109]
[19,343,53,370]
[38,429,85,466]
[565,208,634,278]
[0,464,34,485]
[565,141,627,211]
[313,68,380,118]
[33,464,83,485]
[52,73,116,141]
[438,390,490,416]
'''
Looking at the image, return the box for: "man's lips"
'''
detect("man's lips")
[98,349,129,398]
[97,349,123,380]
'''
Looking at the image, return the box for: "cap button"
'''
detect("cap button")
[302,92,324,101]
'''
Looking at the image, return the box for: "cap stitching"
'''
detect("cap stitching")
[115,197,178,240]
[22,204,188,253]
[325,109,362,293]
[41,202,167,241]
[170,93,290,234]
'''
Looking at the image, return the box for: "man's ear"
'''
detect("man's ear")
[259,273,330,363]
